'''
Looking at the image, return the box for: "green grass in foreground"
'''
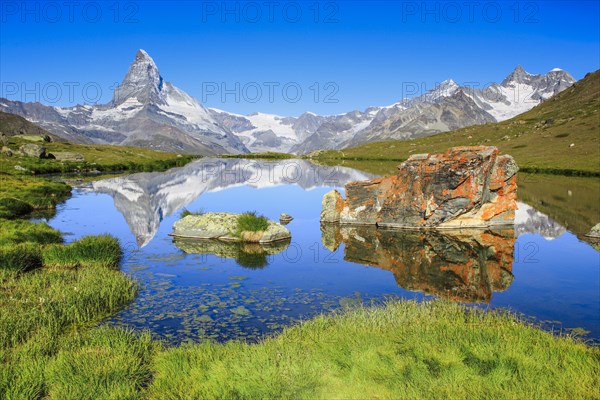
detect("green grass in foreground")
[148,300,598,399]
[0,267,139,399]
[0,243,42,273]
[0,221,139,398]
[2,297,599,399]
[42,235,122,269]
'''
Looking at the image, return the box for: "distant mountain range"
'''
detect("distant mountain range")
[0,50,576,155]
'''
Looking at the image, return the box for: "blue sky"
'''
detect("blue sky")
[1,1,598,116]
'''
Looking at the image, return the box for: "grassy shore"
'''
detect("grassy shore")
[1,136,196,175]
[0,141,172,398]
[2,295,598,399]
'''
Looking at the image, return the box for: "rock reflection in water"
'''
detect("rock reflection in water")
[322,225,515,303]
[173,238,291,269]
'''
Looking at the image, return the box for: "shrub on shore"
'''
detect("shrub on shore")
[237,211,270,233]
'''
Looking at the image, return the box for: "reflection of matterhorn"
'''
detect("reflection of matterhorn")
[86,159,375,247]
[515,202,567,239]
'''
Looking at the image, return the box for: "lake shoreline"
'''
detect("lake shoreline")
[1,154,599,398]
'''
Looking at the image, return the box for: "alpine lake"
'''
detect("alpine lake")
[43,158,600,344]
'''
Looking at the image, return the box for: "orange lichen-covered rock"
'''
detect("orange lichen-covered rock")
[321,146,518,228]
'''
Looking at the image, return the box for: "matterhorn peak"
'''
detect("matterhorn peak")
[135,48,152,60]
[112,49,164,106]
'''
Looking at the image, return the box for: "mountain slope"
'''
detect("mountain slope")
[312,70,600,174]
[0,50,248,155]
[344,66,576,149]
[0,111,61,141]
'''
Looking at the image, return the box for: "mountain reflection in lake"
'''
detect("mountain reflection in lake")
[47,159,600,343]
[88,158,375,247]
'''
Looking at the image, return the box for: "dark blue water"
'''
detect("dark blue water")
[46,159,600,343]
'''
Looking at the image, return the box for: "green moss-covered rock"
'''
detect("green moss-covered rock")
[172,212,291,243]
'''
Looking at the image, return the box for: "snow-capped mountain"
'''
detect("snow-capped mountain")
[343,66,576,148]
[0,50,576,155]
[208,108,381,153]
[465,65,576,121]
[0,50,248,155]
[209,110,301,153]
[211,66,574,153]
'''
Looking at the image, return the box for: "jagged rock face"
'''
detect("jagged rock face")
[321,146,518,228]
[322,225,515,303]
[346,89,497,146]
[112,50,164,106]
[289,109,379,154]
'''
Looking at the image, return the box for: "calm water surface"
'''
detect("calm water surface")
[46,159,600,343]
